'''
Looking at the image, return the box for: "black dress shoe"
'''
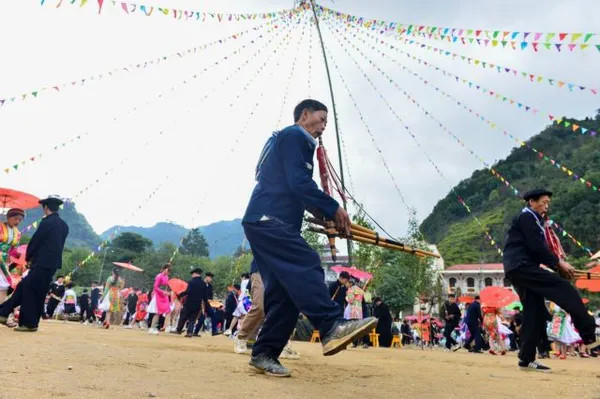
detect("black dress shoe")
[249,354,291,377]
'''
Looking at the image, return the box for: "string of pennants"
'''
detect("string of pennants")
[77,179,168,269]
[340,22,600,138]
[78,23,299,268]
[324,33,504,257]
[337,23,600,196]
[41,0,305,21]
[0,20,275,110]
[168,17,309,264]
[328,24,593,255]
[3,18,287,177]
[317,4,599,53]
[395,36,597,95]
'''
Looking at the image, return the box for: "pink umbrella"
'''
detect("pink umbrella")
[330,265,372,280]
[9,244,27,266]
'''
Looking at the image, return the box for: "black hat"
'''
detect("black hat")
[523,189,552,202]
[205,272,215,277]
[190,267,203,275]
[39,195,64,207]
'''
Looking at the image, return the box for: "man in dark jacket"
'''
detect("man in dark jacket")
[373,297,393,347]
[503,189,598,372]
[45,275,65,318]
[463,296,483,353]
[89,281,100,322]
[0,196,69,331]
[328,271,350,314]
[442,294,461,351]
[174,268,206,337]
[194,272,217,336]
[242,99,376,377]
[78,288,90,323]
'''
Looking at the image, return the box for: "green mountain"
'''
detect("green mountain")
[100,219,245,258]
[420,114,600,266]
[21,200,101,249]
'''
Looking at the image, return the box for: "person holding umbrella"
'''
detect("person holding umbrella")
[0,208,25,304]
[0,196,69,331]
[101,267,124,329]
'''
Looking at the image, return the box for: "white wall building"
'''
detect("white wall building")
[440,263,514,296]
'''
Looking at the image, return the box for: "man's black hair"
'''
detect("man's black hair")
[474,295,480,300]
[293,99,328,122]
[339,271,351,279]
[233,284,241,290]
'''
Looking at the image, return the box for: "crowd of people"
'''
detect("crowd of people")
[1,100,600,381]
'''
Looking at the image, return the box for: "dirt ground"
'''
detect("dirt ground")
[1,321,599,399]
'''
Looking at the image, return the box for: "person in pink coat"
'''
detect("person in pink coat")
[148,264,171,335]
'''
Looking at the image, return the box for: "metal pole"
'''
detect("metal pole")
[309,0,352,265]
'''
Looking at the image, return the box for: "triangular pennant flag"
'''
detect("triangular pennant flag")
[555,43,562,51]
[571,33,582,42]
[568,43,576,51]
[532,42,539,51]
[572,124,580,131]
[583,33,593,43]
[3,168,9,174]
[97,0,104,14]
[564,121,571,127]
[581,127,588,133]
[558,33,567,41]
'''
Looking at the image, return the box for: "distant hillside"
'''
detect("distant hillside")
[22,200,101,249]
[101,219,245,258]
[420,114,600,266]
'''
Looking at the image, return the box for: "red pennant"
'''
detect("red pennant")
[558,33,567,41]
[97,0,104,14]
[475,30,482,37]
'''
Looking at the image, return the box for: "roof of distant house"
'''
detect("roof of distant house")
[445,263,504,271]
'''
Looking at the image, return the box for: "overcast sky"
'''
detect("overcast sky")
[1,0,599,240]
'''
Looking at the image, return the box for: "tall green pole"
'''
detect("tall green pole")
[309,0,352,265]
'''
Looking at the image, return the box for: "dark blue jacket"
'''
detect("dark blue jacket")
[179,276,207,311]
[243,125,339,232]
[503,207,559,273]
[26,213,69,271]
[464,301,482,325]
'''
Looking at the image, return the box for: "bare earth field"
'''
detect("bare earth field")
[1,320,599,399]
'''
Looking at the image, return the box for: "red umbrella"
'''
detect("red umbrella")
[112,262,144,272]
[168,278,188,295]
[0,188,40,210]
[576,279,600,292]
[330,266,372,280]
[458,295,474,304]
[480,286,519,308]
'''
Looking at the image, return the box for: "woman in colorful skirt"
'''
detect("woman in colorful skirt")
[547,302,581,359]
[102,268,125,329]
[147,264,171,335]
[0,208,25,304]
[482,306,507,355]
[134,289,149,328]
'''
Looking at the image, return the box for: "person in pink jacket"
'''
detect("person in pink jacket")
[148,264,171,335]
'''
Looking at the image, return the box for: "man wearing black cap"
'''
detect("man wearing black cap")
[441,294,461,351]
[503,189,598,372]
[194,272,218,336]
[173,268,206,337]
[0,196,69,332]
[328,271,350,314]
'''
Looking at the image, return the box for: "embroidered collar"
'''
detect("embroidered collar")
[522,207,545,234]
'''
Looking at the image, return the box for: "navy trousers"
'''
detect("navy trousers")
[465,322,483,351]
[194,306,217,335]
[243,219,342,359]
[0,267,54,328]
[177,306,200,334]
[507,266,596,363]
